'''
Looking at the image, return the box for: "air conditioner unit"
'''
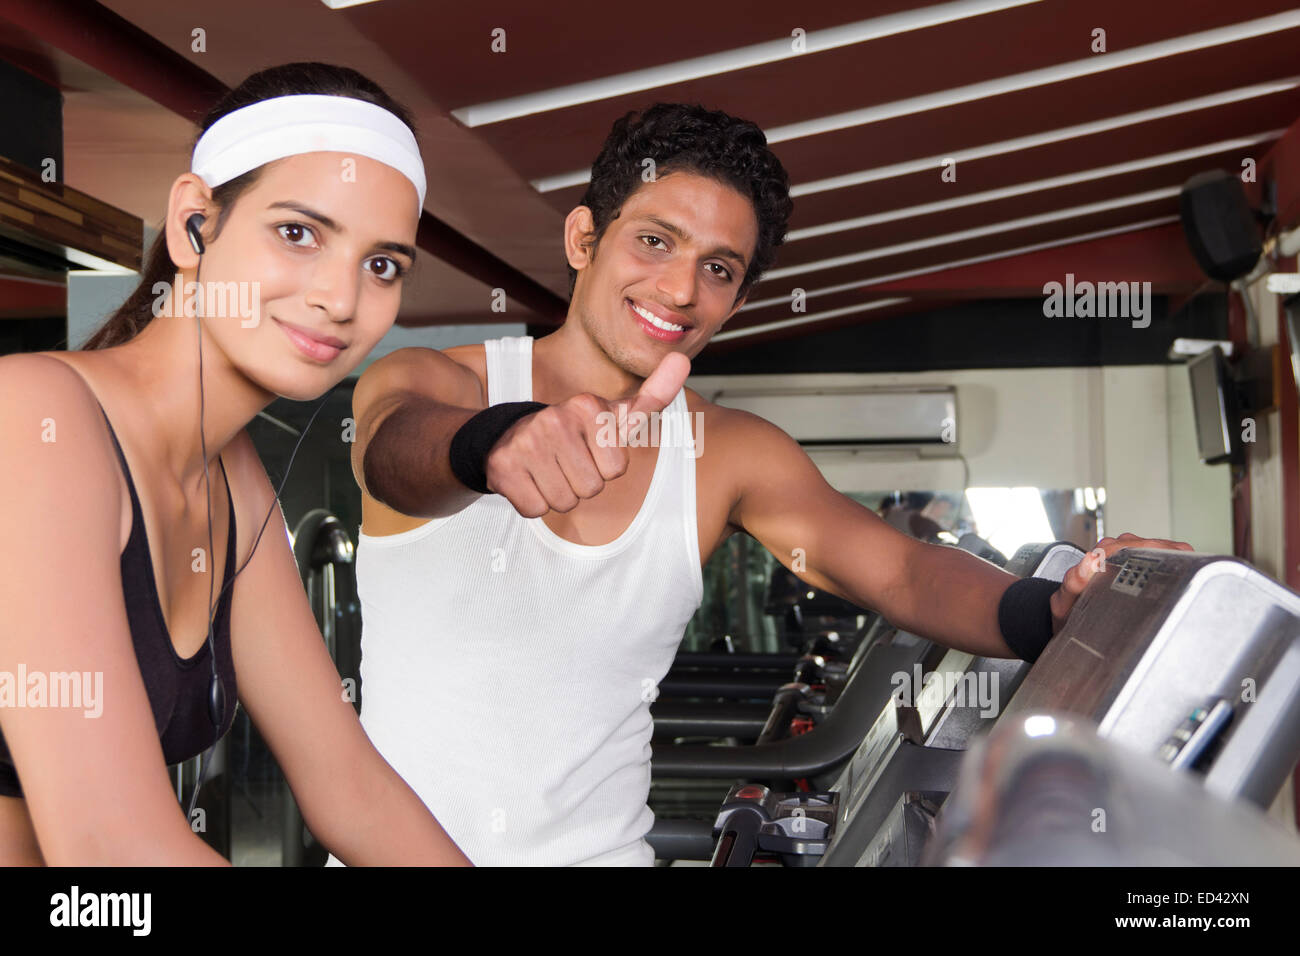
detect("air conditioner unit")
[709,385,957,448]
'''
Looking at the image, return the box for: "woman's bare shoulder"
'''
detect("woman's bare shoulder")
[0,351,130,538]
[0,352,122,440]
[0,350,128,545]
[0,350,98,390]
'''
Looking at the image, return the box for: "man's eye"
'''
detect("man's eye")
[640,235,665,249]
[708,264,732,281]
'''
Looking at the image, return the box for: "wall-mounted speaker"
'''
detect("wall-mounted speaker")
[1179,170,1262,282]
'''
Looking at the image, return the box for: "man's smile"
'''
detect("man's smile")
[626,297,692,342]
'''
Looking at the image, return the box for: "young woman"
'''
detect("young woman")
[0,62,471,865]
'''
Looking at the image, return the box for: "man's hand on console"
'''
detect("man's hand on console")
[1049,532,1195,633]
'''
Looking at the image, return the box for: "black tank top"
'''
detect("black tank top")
[0,404,239,798]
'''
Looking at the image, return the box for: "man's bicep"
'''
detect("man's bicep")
[730,415,920,616]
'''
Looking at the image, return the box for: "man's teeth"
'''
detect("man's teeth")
[632,302,684,332]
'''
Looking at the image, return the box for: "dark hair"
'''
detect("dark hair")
[570,103,792,302]
[81,62,418,350]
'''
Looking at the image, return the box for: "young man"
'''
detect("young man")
[332,103,1191,866]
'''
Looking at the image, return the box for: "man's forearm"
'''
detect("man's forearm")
[895,542,1021,658]
[363,396,480,518]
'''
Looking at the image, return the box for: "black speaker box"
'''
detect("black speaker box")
[1179,170,1262,282]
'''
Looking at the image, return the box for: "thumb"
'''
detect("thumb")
[1059,547,1107,601]
[628,351,691,419]
[1044,548,1105,634]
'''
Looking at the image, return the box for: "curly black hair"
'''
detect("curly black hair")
[570,103,792,302]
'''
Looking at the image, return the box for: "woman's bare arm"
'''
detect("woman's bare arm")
[0,355,227,865]
[222,429,471,866]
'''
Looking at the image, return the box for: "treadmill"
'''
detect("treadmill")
[820,547,1300,866]
[926,711,1300,866]
[650,539,1079,863]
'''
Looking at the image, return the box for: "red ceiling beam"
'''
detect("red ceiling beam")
[413,215,566,325]
[703,296,961,353]
[0,0,224,122]
[1260,113,1300,232]
[868,223,1207,298]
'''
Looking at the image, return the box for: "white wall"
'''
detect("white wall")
[689,364,1232,552]
[1165,364,1234,555]
[67,270,141,349]
[1100,366,1172,541]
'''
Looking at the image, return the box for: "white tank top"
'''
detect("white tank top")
[326,336,703,866]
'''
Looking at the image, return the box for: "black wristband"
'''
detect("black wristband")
[448,401,548,494]
[997,576,1061,663]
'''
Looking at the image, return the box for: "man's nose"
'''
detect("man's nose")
[655,255,698,307]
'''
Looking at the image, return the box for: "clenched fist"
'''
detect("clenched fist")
[484,352,691,518]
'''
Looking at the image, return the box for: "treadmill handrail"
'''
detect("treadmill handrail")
[650,542,1085,779]
[650,641,927,777]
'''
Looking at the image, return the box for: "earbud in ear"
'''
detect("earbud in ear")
[186,213,207,256]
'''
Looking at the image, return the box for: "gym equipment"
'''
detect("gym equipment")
[1000,547,1300,808]
[764,563,876,652]
[649,566,879,746]
[794,542,1084,867]
[281,509,355,867]
[927,712,1300,865]
[709,785,838,867]
[176,740,231,858]
[656,536,1025,768]
[813,546,1300,866]
[652,563,874,714]
[650,540,1084,863]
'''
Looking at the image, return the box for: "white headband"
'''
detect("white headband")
[191,94,426,214]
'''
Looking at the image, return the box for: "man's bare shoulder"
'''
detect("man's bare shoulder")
[441,342,485,372]
[440,343,487,406]
[684,386,734,426]
[684,386,793,447]
[683,387,810,515]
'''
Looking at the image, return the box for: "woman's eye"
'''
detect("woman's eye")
[368,257,404,282]
[277,223,316,247]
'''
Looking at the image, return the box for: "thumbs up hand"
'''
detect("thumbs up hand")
[484,352,692,518]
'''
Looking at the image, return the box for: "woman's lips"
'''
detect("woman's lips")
[274,317,344,362]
